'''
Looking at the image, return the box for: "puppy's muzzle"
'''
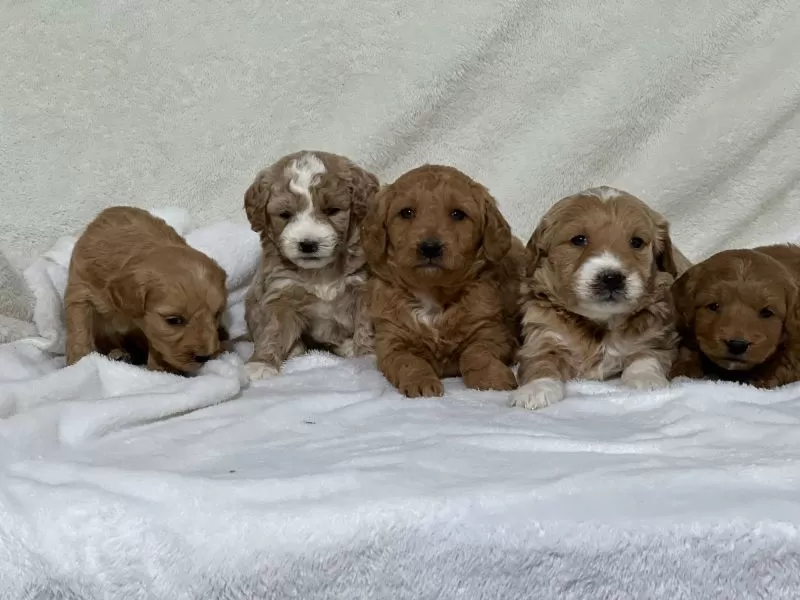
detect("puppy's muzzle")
[417,239,444,260]
[592,269,627,300]
[298,240,320,255]
[724,338,751,356]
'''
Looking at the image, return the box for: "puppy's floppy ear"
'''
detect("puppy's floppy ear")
[361,184,392,265]
[342,161,380,224]
[525,218,550,277]
[475,185,512,263]
[107,267,149,318]
[670,266,699,332]
[244,173,272,238]
[648,209,688,278]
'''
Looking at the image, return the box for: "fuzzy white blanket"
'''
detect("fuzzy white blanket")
[3,213,800,598]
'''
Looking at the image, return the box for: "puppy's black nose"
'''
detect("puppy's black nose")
[298,240,319,254]
[194,354,212,364]
[417,239,443,259]
[598,270,625,292]
[725,339,751,355]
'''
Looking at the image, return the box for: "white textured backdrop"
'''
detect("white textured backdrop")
[1,0,799,309]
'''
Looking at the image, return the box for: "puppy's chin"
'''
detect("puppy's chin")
[700,344,777,373]
[710,357,755,372]
[286,254,336,270]
[572,298,636,322]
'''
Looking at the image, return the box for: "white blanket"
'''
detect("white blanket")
[4,214,800,598]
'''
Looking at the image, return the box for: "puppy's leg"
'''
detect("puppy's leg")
[245,299,304,380]
[621,352,670,390]
[510,333,573,410]
[351,287,375,357]
[64,291,97,366]
[460,331,517,392]
[669,344,705,380]
[376,334,442,397]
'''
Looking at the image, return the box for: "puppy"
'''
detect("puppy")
[670,244,800,388]
[243,150,380,379]
[65,206,228,374]
[510,186,690,410]
[363,164,524,398]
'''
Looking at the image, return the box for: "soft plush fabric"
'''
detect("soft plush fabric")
[3,210,800,598]
[3,0,800,596]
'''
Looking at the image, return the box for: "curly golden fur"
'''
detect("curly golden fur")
[511,187,690,410]
[671,244,800,388]
[64,206,228,374]
[363,164,525,398]
[243,151,380,379]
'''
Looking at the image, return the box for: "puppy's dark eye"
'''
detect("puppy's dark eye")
[450,209,467,221]
[571,235,588,247]
[399,208,415,220]
[279,211,292,220]
[323,207,341,217]
[706,302,720,313]
[165,316,186,326]
[630,237,645,249]
[760,307,775,319]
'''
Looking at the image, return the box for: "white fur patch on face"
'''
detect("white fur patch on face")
[585,186,624,201]
[573,251,644,320]
[280,154,338,269]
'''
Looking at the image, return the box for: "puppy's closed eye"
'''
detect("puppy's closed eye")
[165,315,186,326]
[323,207,342,217]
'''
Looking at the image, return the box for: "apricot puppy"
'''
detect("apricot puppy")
[363,164,524,398]
[65,206,228,374]
[511,187,690,410]
[671,244,800,388]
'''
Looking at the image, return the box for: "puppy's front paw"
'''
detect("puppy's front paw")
[336,339,356,358]
[464,361,517,391]
[107,349,133,363]
[245,361,280,381]
[508,378,565,410]
[398,375,444,398]
[621,358,668,390]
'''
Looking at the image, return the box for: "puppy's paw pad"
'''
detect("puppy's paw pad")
[508,378,565,410]
[399,377,444,398]
[621,370,668,390]
[245,361,280,380]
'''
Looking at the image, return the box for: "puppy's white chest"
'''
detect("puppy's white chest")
[309,280,345,302]
[588,337,634,380]
[410,294,443,329]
